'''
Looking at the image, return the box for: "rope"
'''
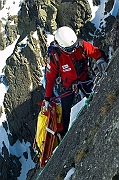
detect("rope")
[35,92,93,180]
[35,72,106,179]
[51,79,93,102]
[51,90,73,102]
[34,53,113,179]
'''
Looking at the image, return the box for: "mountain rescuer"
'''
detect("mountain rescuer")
[43,26,107,136]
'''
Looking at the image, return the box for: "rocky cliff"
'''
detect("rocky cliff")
[29,47,119,180]
[0,0,119,179]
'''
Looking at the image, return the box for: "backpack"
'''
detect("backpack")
[47,40,96,87]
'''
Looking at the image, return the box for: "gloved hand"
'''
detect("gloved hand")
[42,99,50,111]
[95,58,108,75]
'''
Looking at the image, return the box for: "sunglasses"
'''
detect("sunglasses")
[55,40,79,53]
[64,42,79,53]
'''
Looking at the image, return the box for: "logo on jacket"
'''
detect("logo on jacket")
[62,64,71,72]
[46,63,51,72]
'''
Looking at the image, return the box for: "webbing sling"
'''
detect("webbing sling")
[35,92,93,180]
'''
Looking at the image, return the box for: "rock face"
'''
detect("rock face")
[0,0,119,179]
[0,142,22,180]
[105,11,119,52]
[29,47,119,180]
[2,0,94,146]
[57,0,92,34]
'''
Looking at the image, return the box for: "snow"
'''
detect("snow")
[9,140,35,180]
[0,0,24,20]
[0,37,86,179]
[69,97,86,129]
[0,1,35,179]
[33,31,39,40]
[89,0,108,29]
[17,36,28,53]
[41,67,46,89]
[0,37,19,75]
[0,0,119,179]
[46,34,54,45]
[0,38,35,179]
[87,0,99,21]
[64,167,75,180]
[0,37,19,152]
[111,0,119,17]
[88,0,119,29]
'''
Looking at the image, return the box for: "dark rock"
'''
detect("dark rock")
[92,0,100,6]
[23,151,28,159]
[1,1,119,179]
[28,48,119,180]
[0,31,6,50]
[105,0,114,13]
[0,106,3,118]
[105,11,119,52]
[57,0,92,35]
[79,21,96,40]
[8,134,18,146]
[105,15,116,32]
[0,142,22,180]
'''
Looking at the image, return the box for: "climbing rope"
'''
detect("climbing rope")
[35,92,93,180]
[35,67,109,179]
[33,53,115,179]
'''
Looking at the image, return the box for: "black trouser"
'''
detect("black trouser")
[78,76,93,98]
[60,92,74,136]
[59,76,93,136]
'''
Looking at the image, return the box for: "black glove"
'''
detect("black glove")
[95,58,107,75]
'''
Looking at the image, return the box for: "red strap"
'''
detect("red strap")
[51,90,73,102]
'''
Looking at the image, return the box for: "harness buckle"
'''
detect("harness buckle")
[56,77,61,84]
[72,83,79,94]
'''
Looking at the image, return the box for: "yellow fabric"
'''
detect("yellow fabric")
[36,110,48,152]
[36,103,62,154]
[56,104,62,123]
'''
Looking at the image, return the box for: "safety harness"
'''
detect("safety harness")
[48,40,95,97]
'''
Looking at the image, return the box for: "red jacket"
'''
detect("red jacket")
[45,40,102,98]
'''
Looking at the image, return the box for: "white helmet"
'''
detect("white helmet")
[54,26,78,52]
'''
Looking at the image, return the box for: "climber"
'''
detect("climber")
[43,26,107,136]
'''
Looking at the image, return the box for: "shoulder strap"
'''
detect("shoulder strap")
[54,51,60,79]
[78,39,96,76]
[78,39,86,56]
[78,39,84,48]
[48,43,62,84]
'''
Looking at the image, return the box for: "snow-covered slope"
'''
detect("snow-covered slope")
[0,0,119,179]
[88,0,119,29]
